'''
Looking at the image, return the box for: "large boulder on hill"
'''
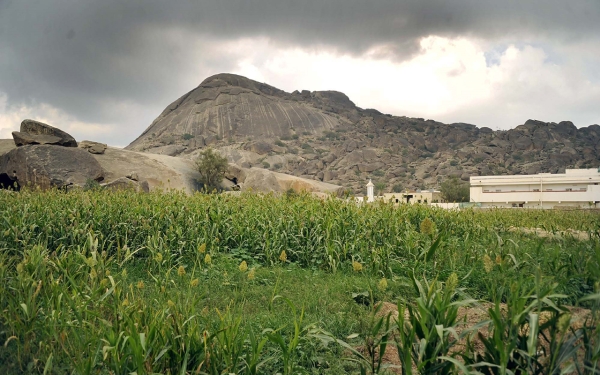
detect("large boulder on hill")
[15,119,77,147]
[79,140,107,154]
[0,145,104,189]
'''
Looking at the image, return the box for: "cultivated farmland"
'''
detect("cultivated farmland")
[1,189,599,374]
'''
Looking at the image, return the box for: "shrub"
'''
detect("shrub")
[440,176,470,202]
[83,178,101,191]
[182,133,194,140]
[195,148,228,192]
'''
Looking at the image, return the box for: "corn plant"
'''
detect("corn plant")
[395,274,476,375]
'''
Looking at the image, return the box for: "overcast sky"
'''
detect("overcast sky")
[1,0,599,146]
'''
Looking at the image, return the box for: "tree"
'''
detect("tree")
[440,176,470,203]
[195,148,228,192]
[375,181,386,195]
[392,183,404,193]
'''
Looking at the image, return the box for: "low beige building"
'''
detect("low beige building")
[382,190,443,204]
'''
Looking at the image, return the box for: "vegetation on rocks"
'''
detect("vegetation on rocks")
[1,189,600,374]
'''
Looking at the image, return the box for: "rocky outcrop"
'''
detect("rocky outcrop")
[79,140,107,154]
[0,145,104,189]
[13,119,77,147]
[121,73,600,194]
[240,168,342,194]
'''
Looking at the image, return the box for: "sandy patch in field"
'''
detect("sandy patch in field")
[364,301,593,373]
[508,226,594,241]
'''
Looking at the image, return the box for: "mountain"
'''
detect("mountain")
[126,73,600,193]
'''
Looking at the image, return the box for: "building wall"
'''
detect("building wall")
[381,191,443,204]
[470,168,600,209]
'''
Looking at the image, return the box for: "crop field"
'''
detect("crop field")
[1,189,600,374]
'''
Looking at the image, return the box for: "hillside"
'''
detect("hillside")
[126,73,600,193]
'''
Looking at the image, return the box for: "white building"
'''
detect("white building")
[366,179,375,202]
[470,168,600,209]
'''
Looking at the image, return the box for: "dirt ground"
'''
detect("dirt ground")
[508,226,593,241]
[366,301,593,374]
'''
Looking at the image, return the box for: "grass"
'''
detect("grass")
[1,189,600,374]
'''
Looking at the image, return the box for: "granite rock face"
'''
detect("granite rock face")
[126,73,352,154]
[0,145,104,189]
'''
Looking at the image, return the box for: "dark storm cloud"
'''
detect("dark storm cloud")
[0,0,598,143]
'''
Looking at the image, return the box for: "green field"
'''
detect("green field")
[1,189,599,374]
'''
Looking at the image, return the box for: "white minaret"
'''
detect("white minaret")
[366,179,375,202]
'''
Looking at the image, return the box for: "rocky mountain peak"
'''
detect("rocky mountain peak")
[125,73,600,194]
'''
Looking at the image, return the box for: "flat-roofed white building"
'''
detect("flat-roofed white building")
[470,168,600,209]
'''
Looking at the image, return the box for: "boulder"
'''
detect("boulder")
[225,164,246,183]
[242,169,281,192]
[358,162,385,173]
[525,164,542,175]
[560,146,578,155]
[102,177,149,192]
[323,153,336,163]
[323,170,337,182]
[424,140,439,153]
[244,141,273,155]
[554,121,577,137]
[0,145,104,189]
[79,140,107,154]
[362,148,378,161]
[512,136,533,150]
[19,119,77,147]
[12,132,64,147]
[126,171,139,181]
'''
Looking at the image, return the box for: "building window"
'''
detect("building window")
[566,188,572,192]
[495,189,501,192]
[546,189,553,191]
[533,188,540,192]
